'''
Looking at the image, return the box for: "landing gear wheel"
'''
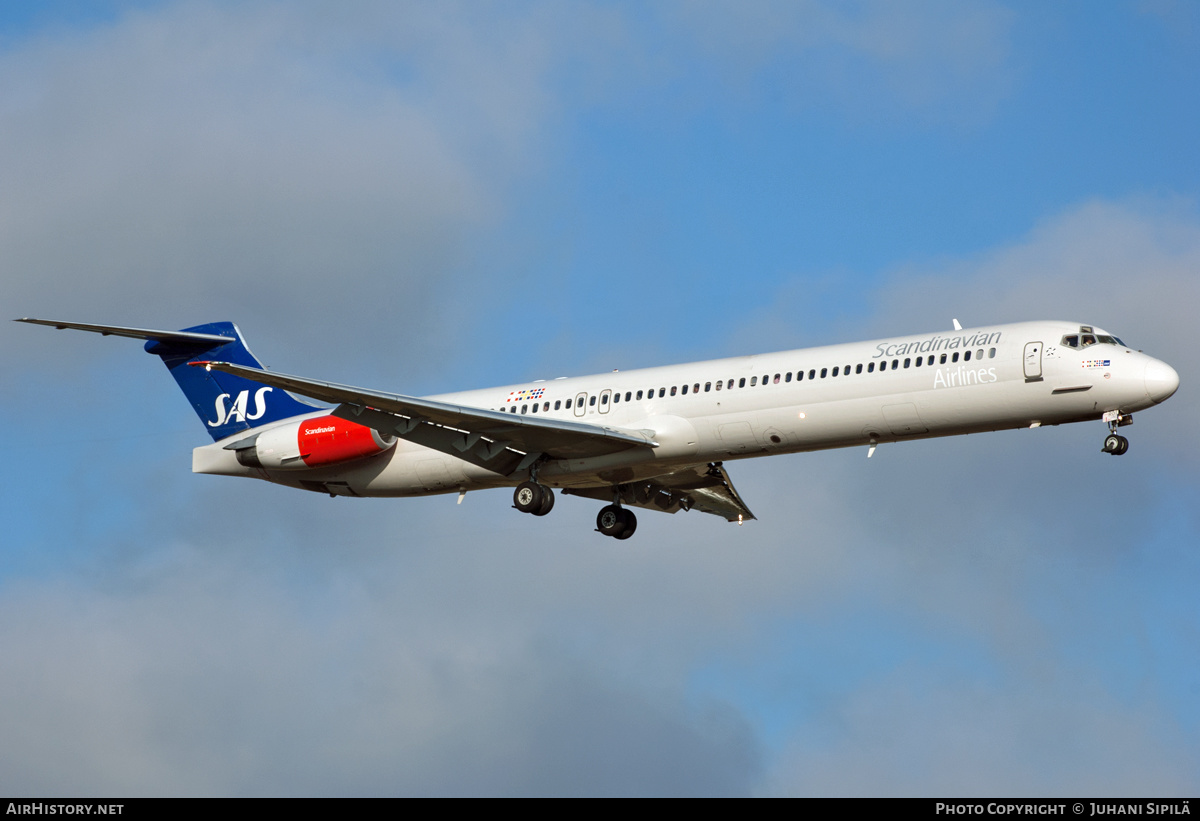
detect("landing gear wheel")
[514,481,545,513]
[613,509,637,540]
[1103,434,1129,455]
[596,504,630,538]
[533,486,556,516]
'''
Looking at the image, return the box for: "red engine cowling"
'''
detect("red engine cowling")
[236,415,396,470]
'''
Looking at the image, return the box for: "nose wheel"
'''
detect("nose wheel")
[1101,410,1131,455]
[1102,434,1129,455]
[513,481,555,516]
[596,504,637,540]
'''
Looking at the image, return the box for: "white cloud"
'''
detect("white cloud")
[765,667,1197,796]
[0,2,598,377]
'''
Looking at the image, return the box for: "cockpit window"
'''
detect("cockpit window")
[1071,326,1128,349]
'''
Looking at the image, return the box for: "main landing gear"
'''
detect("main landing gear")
[511,482,639,539]
[1101,410,1132,456]
[513,481,555,516]
[596,504,637,540]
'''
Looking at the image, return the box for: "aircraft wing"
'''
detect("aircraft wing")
[562,462,756,523]
[194,360,658,475]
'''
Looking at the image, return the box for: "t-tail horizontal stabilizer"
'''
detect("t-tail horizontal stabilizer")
[15,318,320,440]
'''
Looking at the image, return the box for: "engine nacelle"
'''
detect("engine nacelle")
[235,415,396,470]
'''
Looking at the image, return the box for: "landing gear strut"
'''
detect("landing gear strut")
[1101,410,1131,456]
[596,504,637,540]
[513,481,555,516]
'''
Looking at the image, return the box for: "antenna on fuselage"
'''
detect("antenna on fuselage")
[952,318,962,331]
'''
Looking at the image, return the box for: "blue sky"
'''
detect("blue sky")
[2,0,1198,796]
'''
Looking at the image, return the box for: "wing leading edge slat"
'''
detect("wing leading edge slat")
[192,360,658,467]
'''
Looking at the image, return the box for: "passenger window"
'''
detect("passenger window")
[868,362,875,373]
[554,400,561,410]
[977,349,984,360]
[671,386,678,396]
[820,368,827,378]
[601,393,609,405]
[589,396,596,407]
[964,350,971,361]
[636,390,643,400]
[681,385,688,395]
[773,374,780,384]
[659,388,666,398]
[785,372,792,383]
[952,352,959,363]
[940,354,947,364]
[844,365,850,375]
[798,371,804,381]
[750,377,757,387]
[625,392,631,401]
[521,404,528,414]
[832,366,839,377]
[694,383,700,393]
[715,381,722,391]
[915,357,922,367]
[762,374,768,384]
[531,403,538,413]
[904,358,911,368]
[727,379,734,389]
[892,359,899,369]
[705,382,712,391]
[809,370,816,380]
[565,398,572,409]
[988,348,996,358]
[739,378,746,388]
[856,364,862,374]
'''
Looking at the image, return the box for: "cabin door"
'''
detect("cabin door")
[1023,342,1043,381]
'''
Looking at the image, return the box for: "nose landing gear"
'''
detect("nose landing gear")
[1102,434,1129,455]
[1101,410,1132,455]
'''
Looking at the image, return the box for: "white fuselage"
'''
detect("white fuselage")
[192,321,1177,497]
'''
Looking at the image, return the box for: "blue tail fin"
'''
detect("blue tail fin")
[144,322,320,441]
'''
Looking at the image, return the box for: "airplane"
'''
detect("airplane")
[16,317,1179,540]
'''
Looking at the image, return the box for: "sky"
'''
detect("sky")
[2,0,1198,797]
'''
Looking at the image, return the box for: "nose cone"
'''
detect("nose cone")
[1144,359,1180,404]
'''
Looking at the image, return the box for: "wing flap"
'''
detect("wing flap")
[562,462,756,523]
